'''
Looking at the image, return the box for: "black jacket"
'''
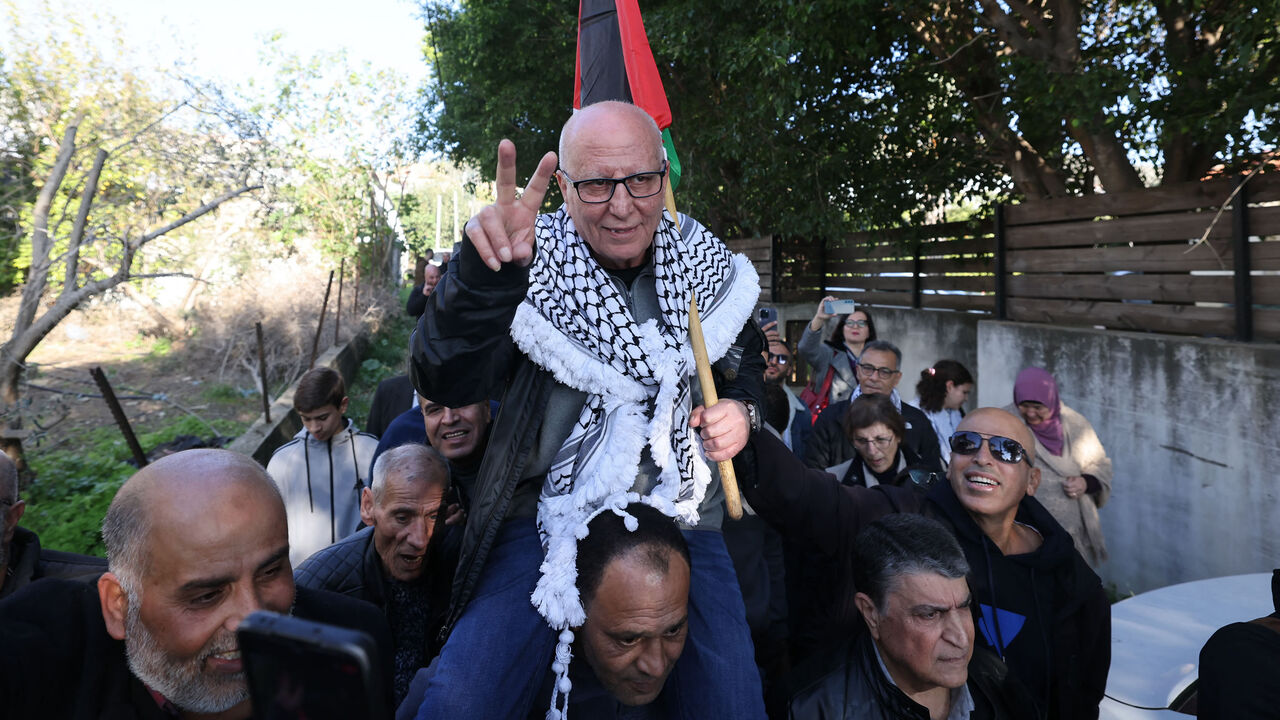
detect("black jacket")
[804,398,943,473]
[0,578,394,720]
[741,429,1110,720]
[294,524,459,662]
[411,235,765,645]
[0,526,108,600]
[789,631,1038,720]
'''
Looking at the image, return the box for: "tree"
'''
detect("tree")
[0,5,262,469]
[900,1,1280,197]
[249,43,419,283]
[415,0,1277,236]
[418,0,994,238]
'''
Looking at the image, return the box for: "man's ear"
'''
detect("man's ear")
[1026,467,1041,496]
[359,487,376,526]
[98,572,130,641]
[338,397,350,415]
[3,499,24,545]
[853,592,881,639]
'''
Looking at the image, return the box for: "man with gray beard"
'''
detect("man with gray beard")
[0,448,392,720]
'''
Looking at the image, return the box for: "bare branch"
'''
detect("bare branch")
[132,184,262,249]
[27,122,79,273]
[105,99,192,156]
[62,148,108,295]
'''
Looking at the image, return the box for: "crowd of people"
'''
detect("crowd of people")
[0,99,1270,720]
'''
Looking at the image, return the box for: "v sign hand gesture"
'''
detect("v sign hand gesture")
[464,139,558,272]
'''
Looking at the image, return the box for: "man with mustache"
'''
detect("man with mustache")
[742,408,1110,720]
[0,449,391,719]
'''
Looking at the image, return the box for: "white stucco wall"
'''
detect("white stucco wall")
[976,321,1280,594]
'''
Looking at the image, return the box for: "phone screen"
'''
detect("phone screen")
[239,612,387,720]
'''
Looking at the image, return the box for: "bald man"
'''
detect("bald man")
[410,100,766,718]
[0,453,105,600]
[741,408,1110,720]
[0,449,392,720]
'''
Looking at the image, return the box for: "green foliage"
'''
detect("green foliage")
[347,310,417,427]
[416,0,1278,235]
[21,415,247,556]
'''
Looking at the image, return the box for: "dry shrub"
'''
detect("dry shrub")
[183,258,394,395]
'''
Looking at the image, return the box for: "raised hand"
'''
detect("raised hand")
[464,139,558,271]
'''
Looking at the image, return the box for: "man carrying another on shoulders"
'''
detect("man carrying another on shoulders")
[411,100,766,719]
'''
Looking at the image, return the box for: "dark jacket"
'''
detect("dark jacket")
[741,429,1110,720]
[0,578,394,720]
[366,374,417,439]
[411,236,765,645]
[294,524,459,662]
[0,526,108,600]
[789,631,1037,720]
[805,398,943,473]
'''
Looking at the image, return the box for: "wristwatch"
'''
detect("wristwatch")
[742,399,761,432]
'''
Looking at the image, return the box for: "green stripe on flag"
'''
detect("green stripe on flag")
[663,128,682,191]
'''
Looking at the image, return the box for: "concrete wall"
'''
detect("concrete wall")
[228,331,370,466]
[976,321,1280,594]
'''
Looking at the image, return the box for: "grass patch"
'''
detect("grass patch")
[201,382,252,403]
[21,415,247,557]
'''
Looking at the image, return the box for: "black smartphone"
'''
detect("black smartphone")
[757,307,778,327]
[238,610,389,720]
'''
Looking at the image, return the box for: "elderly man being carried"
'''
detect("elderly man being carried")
[410,100,766,719]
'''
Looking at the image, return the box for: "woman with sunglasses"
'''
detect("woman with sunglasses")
[1009,367,1113,568]
[797,297,878,407]
[827,394,932,488]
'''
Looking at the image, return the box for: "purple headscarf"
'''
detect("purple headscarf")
[1013,367,1064,456]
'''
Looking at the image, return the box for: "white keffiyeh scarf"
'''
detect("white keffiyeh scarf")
[508,206,758,718]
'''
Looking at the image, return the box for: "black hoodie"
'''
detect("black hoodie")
[739,428,1110,720]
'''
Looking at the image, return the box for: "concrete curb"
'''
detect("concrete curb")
[228,330,371,466]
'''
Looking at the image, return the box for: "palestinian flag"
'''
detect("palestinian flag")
[574,0,682,189]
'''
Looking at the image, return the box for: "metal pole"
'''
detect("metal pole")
[911,239,923,309]
[255,322,271,422]
[1232,175,1253,341]
[335,258,345,344]
[994,204,1007,320]
[89,366,148,467]
[309,271,334,369]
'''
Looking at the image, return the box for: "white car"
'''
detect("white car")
[1100,572,1274,719]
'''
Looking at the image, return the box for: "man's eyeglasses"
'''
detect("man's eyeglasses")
[851,435,895,449]
[856,362,900,379]
[768,354,790,365]
[845,319,869,328]
[558,161,668,204]
[949,431,1031,466]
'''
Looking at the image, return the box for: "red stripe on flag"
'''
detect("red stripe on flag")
[573,0,585,110]
[614,0,671,129]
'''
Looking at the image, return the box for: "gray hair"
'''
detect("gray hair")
[101,484,150,596]
[862,339,902,368]
[370,444,450,504]
[852,514,969,613]
[0,453,17,502]
[559,101,664,176]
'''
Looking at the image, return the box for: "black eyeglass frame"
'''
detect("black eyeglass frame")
[557,161,669,204]
[856,362,900,379]
[948,430,1031,466]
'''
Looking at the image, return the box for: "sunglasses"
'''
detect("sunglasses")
[949,431,1031,466]
[768,354,790,365]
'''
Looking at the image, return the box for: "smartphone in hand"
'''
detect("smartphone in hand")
[757,307,778,327]
[238,610,389,720]
[823,299,857,315]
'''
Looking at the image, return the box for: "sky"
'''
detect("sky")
[26,0,430,90]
